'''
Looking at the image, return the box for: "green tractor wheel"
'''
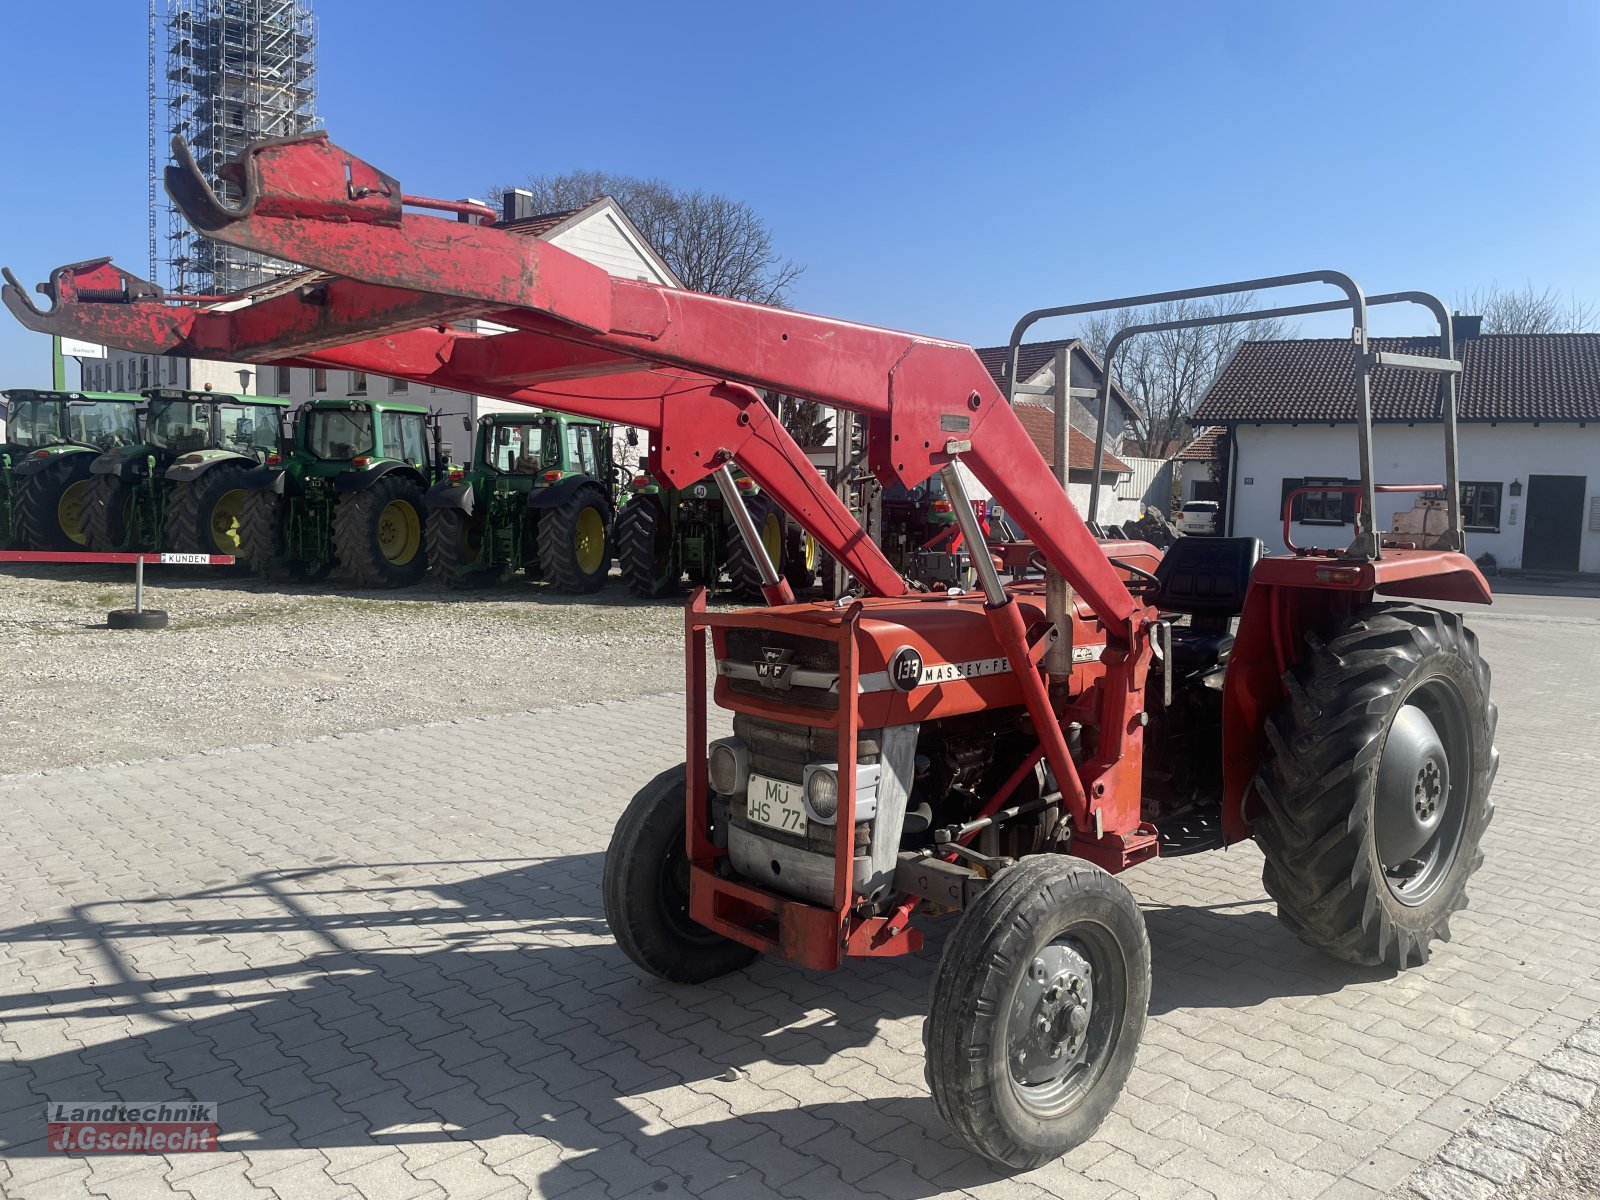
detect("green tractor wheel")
[426,507,502,589]
[782,517,819,591]
[537,486,611,593]
[617,495,679,598]
[724,495,784,599]
[13,462,94,551]
[165,463,253,557]
[332,473,429,588]
[238,490,288,579]
[81,475,136,553]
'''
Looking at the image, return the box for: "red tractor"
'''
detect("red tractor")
[5,134,1497,1169]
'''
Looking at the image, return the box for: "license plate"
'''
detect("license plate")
[746,773,808,836]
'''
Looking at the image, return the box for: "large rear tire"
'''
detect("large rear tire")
[617,495,678,598]
[332,473,428,588]
[426,506,501,589]
[238,490,288,579]
[782,515,818,591]
[724,494,783,599]
[165,464,252,556]
[537,486,611,593]
[926,855,1150,1170]
[13,461,93,551]
[1253,604,1497,969]
[602,764,758,984]
[81,475,138,553]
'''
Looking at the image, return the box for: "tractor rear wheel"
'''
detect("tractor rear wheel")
[617,495,678,598]
[1253,604,1497,969]
[724,494,784,598]
[13,463,93,550]
[333,473,428,588]
[603,763,758,983]
[165,464,252,556]
[782,516,818,591]
[238,490,288,578]
[81,475,137,553]
[537,486,611,593]
[926,855,1150,1170]
[426,507,501,589]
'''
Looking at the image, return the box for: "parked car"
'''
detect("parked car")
[1174,499,1220,535]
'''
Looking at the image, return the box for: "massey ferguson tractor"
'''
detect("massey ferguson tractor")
[3,132,1499,1169]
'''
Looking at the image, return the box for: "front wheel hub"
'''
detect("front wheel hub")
[1010,943,1094,1091]
[1375,704,1449,864]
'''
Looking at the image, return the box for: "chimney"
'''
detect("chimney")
[502,188,535,223]
[1454,314,1483,341]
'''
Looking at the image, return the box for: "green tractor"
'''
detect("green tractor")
[425,409,617,592]
[238,396,448,587]
[615,469,817,599]
[3,389,141,551]
[80,389,290,556]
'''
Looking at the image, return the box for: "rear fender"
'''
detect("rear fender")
[332,461,425,494]
[11,445,94,478]
[1219,548,1492,843]
[165,449,253,484]
[424,480,474,514]
[242,465,289,495]
[526,475,602,512]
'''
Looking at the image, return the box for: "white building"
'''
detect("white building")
[80,193,680,467]
[1193,330,1600,574]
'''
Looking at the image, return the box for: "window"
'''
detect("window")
[116,360,125,391]
[566,424,600,478]
[1282,477,1356,526]
[276,366,293,396]
[380,411,426,464]
[306,409,373,459]
[139,358,150,389]
[312,368,328,394]
[1461,481,1502,532]
[387,377,408,394]
[349,371,368,395]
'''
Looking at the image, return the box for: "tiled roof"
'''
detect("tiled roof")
[1194,334,1600,424]
[972,338,1142,420]
[498,206,582,237]
[1175,427,1227,462]
[1011,403,1132,475]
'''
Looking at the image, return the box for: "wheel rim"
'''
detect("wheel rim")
[58,480,89,545]
[1006,923,1121,1118]
[1375,676,1471,906]
[574,506,606,574]
[804,532,818,572]
[377,499,422,565]
[658,834,724,947]
[209,489,246,552]
[762,513,782,565]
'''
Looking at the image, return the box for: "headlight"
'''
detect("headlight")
[707,738,748,795]
[804,766,838,820]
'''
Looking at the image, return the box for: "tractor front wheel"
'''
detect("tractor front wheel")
[617,495,678,598]
[1253,604,1497,969]
[782,516,818,591]
[13,464,93,550]
[81,475,137,553]
[426,506,501,589]
[724,494,784,598]
[165,464,252,556]
[333,474,429,588]
[603,764,758,984]
[925,855,1150,1170]
[537,487,611,593]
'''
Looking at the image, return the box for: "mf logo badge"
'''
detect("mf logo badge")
[889,646,925,692]
[755,646,795,689]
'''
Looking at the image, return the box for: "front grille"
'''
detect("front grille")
[729,715,878,854]
[721,629,840,711]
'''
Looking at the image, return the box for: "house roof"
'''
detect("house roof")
[498,206,583,237]
[1194,334,1600,424]
[1175,427,1227,462]
[1012,403,1132,475]
[972,338,1143,422]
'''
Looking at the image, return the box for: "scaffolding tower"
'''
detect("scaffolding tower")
[152,0,318,295]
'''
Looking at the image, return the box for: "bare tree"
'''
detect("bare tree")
[1077,294,1291,459]
[491,171,803,306]
[1454,282,1599,333]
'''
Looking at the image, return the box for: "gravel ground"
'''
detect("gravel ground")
[0,564,708,775]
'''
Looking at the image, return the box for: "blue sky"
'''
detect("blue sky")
[3,0,1597,386]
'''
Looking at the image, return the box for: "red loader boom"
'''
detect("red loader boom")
[4,132,1498,1168]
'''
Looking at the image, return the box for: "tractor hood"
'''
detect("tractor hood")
[90,444,159,477]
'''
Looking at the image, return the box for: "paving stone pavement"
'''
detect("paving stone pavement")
[0,593,1597,1200]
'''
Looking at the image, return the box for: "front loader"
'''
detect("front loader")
[2,389,141,550]
[80,388,289,556]
[425,408,615,591]
[239,396,447,586]
[6,131,1502,1169]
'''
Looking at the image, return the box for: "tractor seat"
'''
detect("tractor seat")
[1150,536,1264,670]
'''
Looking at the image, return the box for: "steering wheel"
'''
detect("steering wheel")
[1108,557,1162,597]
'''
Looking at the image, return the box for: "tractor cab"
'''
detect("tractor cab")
[3,390,140,549]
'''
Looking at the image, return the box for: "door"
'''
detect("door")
[1522,474,1586,571]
